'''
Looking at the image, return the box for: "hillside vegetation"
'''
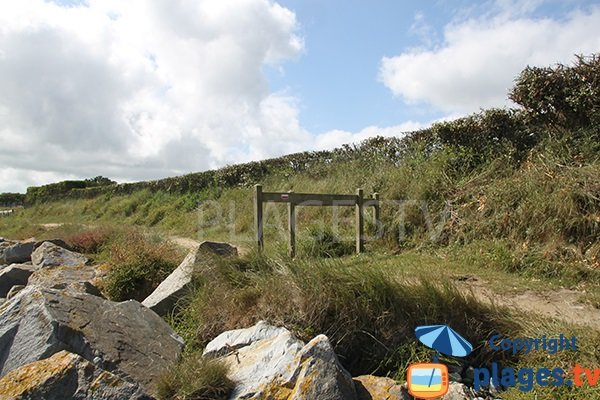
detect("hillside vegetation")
[1,55,599,399]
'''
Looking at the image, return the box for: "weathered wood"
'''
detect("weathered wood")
[372,193,380,229]
[254,185,264,251]
[288,191,296,258]
[262,192,357,205]
[254,187,380,256]
[355,188,364,254]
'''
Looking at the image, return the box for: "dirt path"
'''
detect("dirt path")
[454,276,600,330]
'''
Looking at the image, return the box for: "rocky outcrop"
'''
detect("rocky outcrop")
[142,240,237,316]
[203,321,356,400]
[31,241,88,269]
[0,350,151,400]
[0,285,183,395]
[0,264,35,297]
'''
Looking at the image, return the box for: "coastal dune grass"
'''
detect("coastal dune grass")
[173,253,521,377]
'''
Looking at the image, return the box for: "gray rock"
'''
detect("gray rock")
[441,382,472,399]
[288,335,357,400]
[0,285,183,396]
[142,240,237,316]
[197,240,238,257]
[27,264,99,294]
[0,264,36,297]
[31,241,88,268]
[6,285,26,300]
[141,250,196,316]
[204,321,356,400]
[0,350,151,399]
[1,242,35,264]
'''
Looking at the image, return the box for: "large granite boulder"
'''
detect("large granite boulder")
[31,241,88,269]
[0,350,151,399]
[203,321,356,400]
[142,240,237,316]
[0,285,183,395]
[0,264,36,297]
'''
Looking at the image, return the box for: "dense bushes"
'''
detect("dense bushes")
[0,192,25,207]
[25,176,115,203]
[510,54,600,131]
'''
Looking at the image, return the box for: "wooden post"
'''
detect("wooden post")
[355,188,364,254]
[254,184,264,252]
[288,191,296,258]
[372,192,380,230]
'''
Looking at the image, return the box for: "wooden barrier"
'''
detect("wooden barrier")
[254,185,380,257]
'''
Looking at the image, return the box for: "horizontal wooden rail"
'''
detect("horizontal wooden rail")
[254,185,381,257]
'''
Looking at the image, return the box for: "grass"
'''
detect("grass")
[156,355,234,400]
[171,253,521,377]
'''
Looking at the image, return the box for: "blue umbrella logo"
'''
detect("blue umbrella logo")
[415,324,473,357]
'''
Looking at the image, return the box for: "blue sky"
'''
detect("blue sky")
[268,0,598,132]
[1,0,599,192]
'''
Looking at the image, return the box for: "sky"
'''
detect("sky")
[1,0,599,193]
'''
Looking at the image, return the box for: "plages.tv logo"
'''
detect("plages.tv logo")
[407,324,473,399]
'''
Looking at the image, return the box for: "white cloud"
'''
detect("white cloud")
[0,0,309,191]
[380,3,600,114]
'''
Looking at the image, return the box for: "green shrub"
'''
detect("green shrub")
[157,355,234,400]
[102,230,181,301]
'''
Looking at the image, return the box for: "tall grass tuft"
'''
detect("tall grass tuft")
[156,355,234,400]
[176,253,521,376]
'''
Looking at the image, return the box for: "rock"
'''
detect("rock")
[197,240,238,257]
[204,321,356,400]
[141,250,196,316]
[27,264,100,295]
[287,335,357,400]
[0,264,36,297]
[31,241,88,269]
[0,285,183,396]
[0,350,152,399]
[354,375,410,400]
[142,240,237,316]
[203,320,290,358]
[1,242,35,265]
[6,285,26,300]
[441,382,472,399]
